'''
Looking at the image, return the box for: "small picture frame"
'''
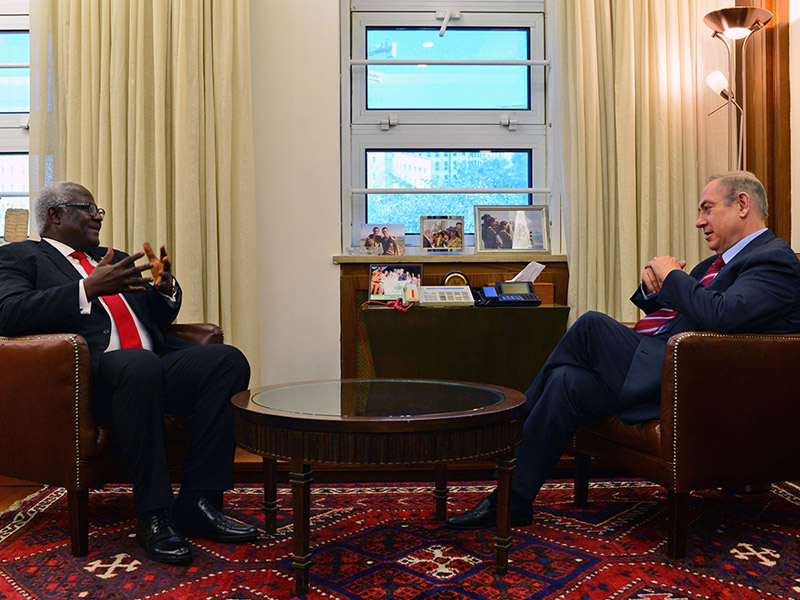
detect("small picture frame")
[360,224,405,256]
[474,206,550,253]
[420,216,464,252]
[369,263,423,300]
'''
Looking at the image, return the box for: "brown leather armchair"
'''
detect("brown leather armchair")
[574,330,800,558]
[0,323,223,556]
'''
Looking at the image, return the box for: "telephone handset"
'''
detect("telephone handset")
[474,281,542,307]
[403,283,419,306]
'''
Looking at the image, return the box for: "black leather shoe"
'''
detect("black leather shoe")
[446,490,533,530]
[173,496,259,543]
[136,509,193,564]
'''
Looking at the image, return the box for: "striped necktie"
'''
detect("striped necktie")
[71,251,143,349]
[633,255,725,336]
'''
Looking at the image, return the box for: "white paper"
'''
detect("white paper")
[510,261,545,283]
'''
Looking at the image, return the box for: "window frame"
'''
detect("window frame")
[351,12,545,126]
[351,128,548,238]
[342,1,556,252]
[0,2,30,239]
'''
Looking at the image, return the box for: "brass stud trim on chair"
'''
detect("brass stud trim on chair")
[68,334,81,491]
[670,332,689,492]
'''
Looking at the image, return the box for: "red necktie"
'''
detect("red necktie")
[633,255,725,336]
[71,251,143,349]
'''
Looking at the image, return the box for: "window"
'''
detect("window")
[343,1,553,250]
[0,0,30,239]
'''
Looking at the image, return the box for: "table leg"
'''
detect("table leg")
[289,436,313,595]
[262,457,278,533]
[494,453,515,575]
[434,463,448,520]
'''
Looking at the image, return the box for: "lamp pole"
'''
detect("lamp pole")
[710,31,736,171]
[703,7,772,172]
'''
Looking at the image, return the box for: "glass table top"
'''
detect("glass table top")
[249,379,507,418]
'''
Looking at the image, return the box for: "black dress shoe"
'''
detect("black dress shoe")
[446,490,533,530]
[136,509,193,564]
[173,496,259,543]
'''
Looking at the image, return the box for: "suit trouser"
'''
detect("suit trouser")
[511,311,648,501]
[95,343,250,515]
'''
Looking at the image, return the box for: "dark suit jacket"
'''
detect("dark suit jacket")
[619,230,800,423]
[0,240,188,372]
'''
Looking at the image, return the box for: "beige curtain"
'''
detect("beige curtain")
[549,0,729,322]
[29,0,260,380]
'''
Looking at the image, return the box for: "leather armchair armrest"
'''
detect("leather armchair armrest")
[165,323,223,345]
[661,331,800,488]
[0,333,94,488]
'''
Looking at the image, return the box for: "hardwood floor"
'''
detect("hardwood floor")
[0,475,41,512]
[0,448,264,513]
[0,447,504,514]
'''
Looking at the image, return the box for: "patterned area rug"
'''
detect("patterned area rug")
[1,479,799,599]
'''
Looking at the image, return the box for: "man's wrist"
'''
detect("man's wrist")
[157,275,177,297]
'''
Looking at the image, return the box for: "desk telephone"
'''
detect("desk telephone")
[402,281,540,307]
[474,281,542,307]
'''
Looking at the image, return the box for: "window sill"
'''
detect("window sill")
[332,250,567,264]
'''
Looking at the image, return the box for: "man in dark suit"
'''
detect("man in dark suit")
[447,170,800,529]
[0,181,258,563]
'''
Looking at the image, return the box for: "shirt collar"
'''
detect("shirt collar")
[42,237,79,258]
[720,228,768,265]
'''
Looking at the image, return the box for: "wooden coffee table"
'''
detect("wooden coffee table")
[232,379,526,594]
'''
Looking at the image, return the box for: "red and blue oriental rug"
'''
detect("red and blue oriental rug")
[1,479,799,599]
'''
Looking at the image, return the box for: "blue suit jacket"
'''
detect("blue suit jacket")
[0,240,187,372]
[619,230,800,423]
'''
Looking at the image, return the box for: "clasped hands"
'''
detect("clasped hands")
[642,255,687,294]
[82,242,174,301]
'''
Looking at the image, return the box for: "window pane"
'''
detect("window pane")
[366,150,531,234]
[366,28,529,110]
[0,67,29,112]
[0,32,30,112]
[0,154,30,238]
[0,153,28,191]
[0,31,28,62]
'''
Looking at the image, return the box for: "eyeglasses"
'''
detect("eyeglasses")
[57,203,106,218]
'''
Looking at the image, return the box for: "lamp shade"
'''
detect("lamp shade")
[706,70,729,97]
[703,7,773,39]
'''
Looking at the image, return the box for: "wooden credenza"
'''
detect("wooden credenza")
[361,304,569,394]
[336,254,569,381]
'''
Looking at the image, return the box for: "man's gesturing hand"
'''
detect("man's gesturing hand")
[143,242,174,295]
[82,248,152,300]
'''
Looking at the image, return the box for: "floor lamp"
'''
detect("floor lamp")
[703,6,772,171]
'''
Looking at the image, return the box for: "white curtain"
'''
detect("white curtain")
[548,0,730,322]
[29,0,260,379]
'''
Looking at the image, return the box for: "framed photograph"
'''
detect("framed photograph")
[369,263,423,300]
[474,206,550,253]
[420,216,464,252]
[360,224,405,256]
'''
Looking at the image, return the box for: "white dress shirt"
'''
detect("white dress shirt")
[42,237,154,352]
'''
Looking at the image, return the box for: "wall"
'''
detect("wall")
[247,1,799,385]
[250,2,342,386]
